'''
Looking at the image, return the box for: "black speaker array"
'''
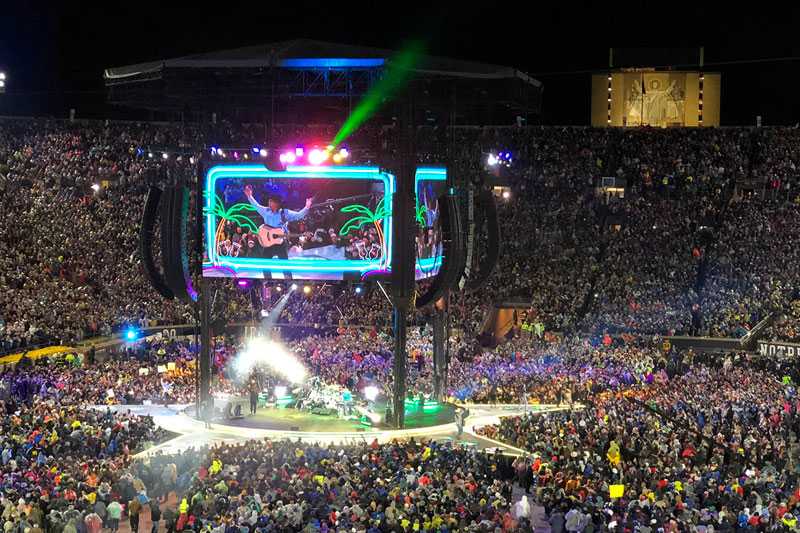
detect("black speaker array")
[173,186,197,302]
[139,186,174,299]
[140,184,197,304]
[161,186,197,303]
[415,191,466,308]
[465,189,499,293]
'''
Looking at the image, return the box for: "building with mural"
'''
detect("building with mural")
[591,69,720,127]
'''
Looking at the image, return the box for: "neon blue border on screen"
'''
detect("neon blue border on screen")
[204,165,395,276]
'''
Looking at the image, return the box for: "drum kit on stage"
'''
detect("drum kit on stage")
[299,377,355,418]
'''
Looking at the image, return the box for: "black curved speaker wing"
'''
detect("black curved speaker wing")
[159,185,176,298]
[176,187,198,302]
[465,189,499,293]
[162,186,197,303]
[140,186,174,299]
[416,191,466,308]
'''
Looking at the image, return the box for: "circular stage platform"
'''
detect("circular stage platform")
[117,403,568,456]
[190,396,456,433]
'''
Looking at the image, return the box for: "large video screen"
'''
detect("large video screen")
[203,165,394,281]
[415,168,447,280]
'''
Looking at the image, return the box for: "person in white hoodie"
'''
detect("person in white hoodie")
[513,495,531,520]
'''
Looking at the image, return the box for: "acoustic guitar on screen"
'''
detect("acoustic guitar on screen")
[256,226,304,247]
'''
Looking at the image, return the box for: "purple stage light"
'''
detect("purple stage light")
[361,269,390,280]
[203,265,236,276]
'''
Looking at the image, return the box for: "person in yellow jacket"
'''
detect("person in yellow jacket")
[607,441,621,466]
[421,447,431,461]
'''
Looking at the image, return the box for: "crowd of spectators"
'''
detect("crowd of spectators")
[0,341,198,406]
[8,437,524,533]
[2,326,662,411]
[5,119,800,346]
[218,330,662,405]
[7,322,800,531]
[7,116,800,530]
[702,197,800,337]
[764,299,800,343]
[750,127,800,197]
[0,373,169,533]
[150,438,525,532]
[0,120,199,350]
[478,352,800,530]
[582,192,709,336]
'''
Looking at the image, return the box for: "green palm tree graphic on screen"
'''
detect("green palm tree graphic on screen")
[203,191,260,245]
[415,202,428,229]
[338,199,390,256]
[415,197,439,276]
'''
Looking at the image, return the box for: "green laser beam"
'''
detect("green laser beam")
[331,41,424,149]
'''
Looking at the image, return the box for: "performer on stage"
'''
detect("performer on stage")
[243,184,313,279]
[248,376,259,415]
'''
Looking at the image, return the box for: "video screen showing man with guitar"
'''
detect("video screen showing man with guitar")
[243,184,313,271]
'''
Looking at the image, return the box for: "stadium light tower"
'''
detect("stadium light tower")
[0,72,6,94]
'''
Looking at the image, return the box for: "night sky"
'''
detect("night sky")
[2,3,799,125]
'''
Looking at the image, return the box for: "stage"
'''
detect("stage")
[190,396,456,432]
[112,402,573,456]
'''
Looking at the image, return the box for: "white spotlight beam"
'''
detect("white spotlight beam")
[236,338,307,384]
